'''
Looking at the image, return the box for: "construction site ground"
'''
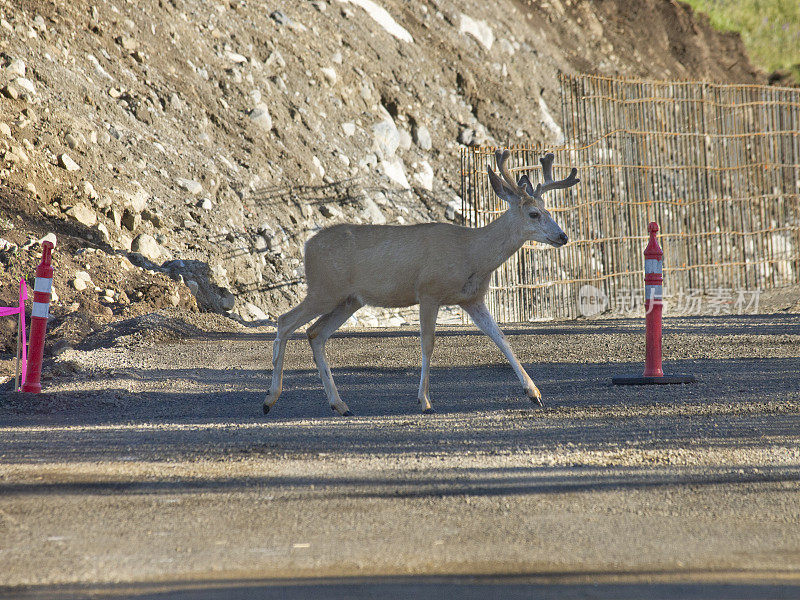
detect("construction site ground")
[0,312,799,598]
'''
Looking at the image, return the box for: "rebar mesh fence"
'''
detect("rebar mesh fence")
[460,74,800,321]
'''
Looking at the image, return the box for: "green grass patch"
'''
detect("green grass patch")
[682,0,800,80]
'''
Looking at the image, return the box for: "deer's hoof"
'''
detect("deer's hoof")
[422,407,435,415]
[342,410,353,417]
[263,403,270,415]
[525,387,543,407]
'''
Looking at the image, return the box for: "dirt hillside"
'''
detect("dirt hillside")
[0,0,764,353]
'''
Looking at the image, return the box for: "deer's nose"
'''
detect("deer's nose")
[558,233,568,245]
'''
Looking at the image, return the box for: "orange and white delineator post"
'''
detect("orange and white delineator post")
[21,241,54,393]
[643,222,664,377]
[613,222,695,386]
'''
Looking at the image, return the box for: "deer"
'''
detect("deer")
[264,149,579,416]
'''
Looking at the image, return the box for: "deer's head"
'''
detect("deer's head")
[487,150,579,247]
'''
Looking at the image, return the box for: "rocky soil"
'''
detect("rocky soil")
[0,0,766,356]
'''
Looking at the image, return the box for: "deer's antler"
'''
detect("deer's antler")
[494,150,579,201]
[494,149,523,195]
[532,153,580,199]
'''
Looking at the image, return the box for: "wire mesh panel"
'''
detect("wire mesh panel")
[460,74,800,322]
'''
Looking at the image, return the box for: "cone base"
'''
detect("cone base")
[19,383,42,393]
[612,374,696,385]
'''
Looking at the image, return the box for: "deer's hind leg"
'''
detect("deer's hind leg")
[307,297,362,416]
[264,298,326,414]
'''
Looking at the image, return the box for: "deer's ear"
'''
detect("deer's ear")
[488,166,518,205]
[517,174,535,197]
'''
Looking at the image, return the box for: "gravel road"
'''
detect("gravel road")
[0,313,799,598]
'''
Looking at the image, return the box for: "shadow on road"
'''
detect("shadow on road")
[1,356,799,463]
[5,571,800,600]
[0,463,797,499]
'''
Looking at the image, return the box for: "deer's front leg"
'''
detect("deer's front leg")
[417,298,439,414]
[462,301,542,406]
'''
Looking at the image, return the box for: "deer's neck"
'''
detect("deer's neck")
[471,211,525,275]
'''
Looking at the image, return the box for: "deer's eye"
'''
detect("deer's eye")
[528,211,541,219]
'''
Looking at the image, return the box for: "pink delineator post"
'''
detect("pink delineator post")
[643,222,664,377]
[21,241,54,393]
[613,222,695,386]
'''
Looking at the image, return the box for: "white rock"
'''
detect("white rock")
[459,14,494,50]
[413,124,432,150]
[249,103,272,131]
[108,185,148,213]
[7,146,29,163]
[0,122,10,137]
[539,95,564,145]
[342,122,356,136]
[412,161,434,191]
[96,223,111,243]
[83,181,99,200]
[7,58,25,77]
[87,54,113,80]
[253,235,268,252]
[398,128,412,152]
[65,132,86,150]
[358,152,379,170]
[241,302,269,322]
[59,153,81,171]
[73,270,92,291]
[320,67,337,86]
[14,77,36,96]
[379,156,410,189]
[339,0,413,43]
[458,124,488,146]
[176,178,203,195]
[445,199,462,221]
[41,233,57,247]
[119,233,133,252]
[225,51,248,63]
[360,195,386,225]
[372,118,400,159]
[67,203,97,227]
[131,233,163,262]
[312,155,325,178]
[331,51,343,65]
